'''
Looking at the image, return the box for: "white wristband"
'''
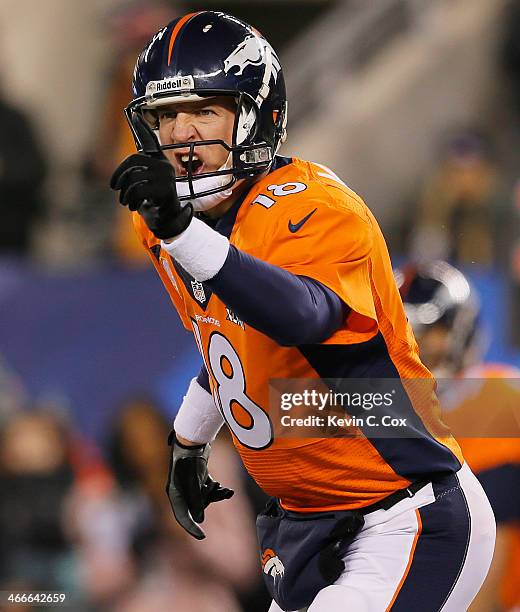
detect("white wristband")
[161,217,230,282]
[173,377,225,444]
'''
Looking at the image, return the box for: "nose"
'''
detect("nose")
[171,112,198,143]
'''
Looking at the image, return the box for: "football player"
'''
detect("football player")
[110,12,496,611]
[397,260,520,612]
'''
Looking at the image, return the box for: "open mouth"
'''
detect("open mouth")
[176,153,204,177]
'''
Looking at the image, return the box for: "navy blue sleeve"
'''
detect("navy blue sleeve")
[196,364,211,393]
[206,245,347,346]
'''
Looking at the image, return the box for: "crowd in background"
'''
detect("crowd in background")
[1,0,520,610]
[0,404,271,611]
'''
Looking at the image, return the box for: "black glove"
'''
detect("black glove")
[318,512,365,582]
[166,432,234,540]
[109,112,193,239]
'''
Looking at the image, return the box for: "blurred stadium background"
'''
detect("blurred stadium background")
[0,0,519,610]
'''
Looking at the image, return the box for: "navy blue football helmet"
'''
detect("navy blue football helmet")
[125,11,288,201]
[395,261,480,373]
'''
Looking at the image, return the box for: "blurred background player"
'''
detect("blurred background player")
[397,260,520,612]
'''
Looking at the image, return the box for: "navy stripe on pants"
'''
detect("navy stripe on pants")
[391,473,471,611]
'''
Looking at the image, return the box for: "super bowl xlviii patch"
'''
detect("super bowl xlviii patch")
[191,280,206,304]
[226,307,245,330]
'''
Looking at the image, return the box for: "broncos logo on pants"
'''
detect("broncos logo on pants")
[262,548,285,580]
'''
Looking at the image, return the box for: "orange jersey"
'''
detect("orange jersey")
[440,363,520,473]
[440,366,520,608]
[134,157,463,511]
[500,525,520,608]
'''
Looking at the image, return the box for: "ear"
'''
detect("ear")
[131,111,165,159]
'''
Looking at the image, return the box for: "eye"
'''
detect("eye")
[158,110,177,122]
[197,108,216,117]
[141,109,159,129]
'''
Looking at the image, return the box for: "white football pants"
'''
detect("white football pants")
[268,463,496,612]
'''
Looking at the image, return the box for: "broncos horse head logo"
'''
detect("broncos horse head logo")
[261,548,285,580]
[224,35,264,76]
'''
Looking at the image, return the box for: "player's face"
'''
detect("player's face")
[155,97,236,177]
[415,324,452,374]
